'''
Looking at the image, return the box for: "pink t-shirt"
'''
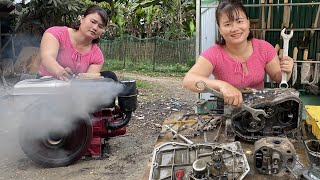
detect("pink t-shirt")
[38,26,104,76]
[201,38,276,89]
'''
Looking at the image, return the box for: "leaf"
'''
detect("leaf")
[189,20,195,33]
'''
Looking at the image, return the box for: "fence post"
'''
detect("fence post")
[153,37,157,71]
[122,35,127,69]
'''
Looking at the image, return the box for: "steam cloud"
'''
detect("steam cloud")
[0,79,124,167]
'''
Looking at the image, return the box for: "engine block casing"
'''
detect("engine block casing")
[226,88,302,142]
[254,137,296,175]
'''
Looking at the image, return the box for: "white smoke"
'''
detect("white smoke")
[0,79,124,166]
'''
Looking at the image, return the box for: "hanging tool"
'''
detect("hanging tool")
[195,81,267,122]
[267,0,273,29]
[301,49,310,84]
[282,0,290,28]
[279,28,293,88]
[292,47,298,86]
[261,0,266,39]
[311,4,320,38]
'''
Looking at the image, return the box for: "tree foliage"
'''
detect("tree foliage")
[14,0,196,40]
[105,0,196,40]
[15,0,84,37]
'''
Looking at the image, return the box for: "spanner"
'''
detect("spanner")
[279,28,293,88]
[195,81,267,122]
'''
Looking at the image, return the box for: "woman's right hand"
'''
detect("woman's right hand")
[219,82,243,107]
[55,67,73,81]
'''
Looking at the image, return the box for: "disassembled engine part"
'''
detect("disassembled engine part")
[301,166,320,180]
[254,137,296,175]
[149,142,250,180]
[304,139,320,166]
[195,80,267,122]
[229,88,302,142]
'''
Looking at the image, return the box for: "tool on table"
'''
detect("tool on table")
[195,81,267,122]
[164,125,194,145]
[279,28,293,88]
[291,47,298,86]
[164,120,197,125]
[164,119,197,133]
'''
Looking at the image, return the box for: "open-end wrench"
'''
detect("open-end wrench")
[195,81,267,122]
[279,28,293,88]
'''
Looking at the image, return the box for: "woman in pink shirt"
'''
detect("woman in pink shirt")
[38,5,117,81]
[183,0,294,107]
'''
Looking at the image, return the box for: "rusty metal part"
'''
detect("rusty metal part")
[230,88,302,142]
[195,81,267,122]
[254,137,296,175]
[304,140,320,166]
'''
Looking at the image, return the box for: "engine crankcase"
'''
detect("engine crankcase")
[228,88,302,142]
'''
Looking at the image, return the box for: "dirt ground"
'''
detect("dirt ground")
[0,72,197,180]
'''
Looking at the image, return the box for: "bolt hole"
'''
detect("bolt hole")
[287,158,294,164]
[273,140,281,144]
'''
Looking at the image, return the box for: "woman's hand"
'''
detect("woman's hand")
[55,67,73,81]
[219,82,243,107]
[280,56,294,74]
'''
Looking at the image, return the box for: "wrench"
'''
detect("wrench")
[279,28,293,88]
[195,81,267,122]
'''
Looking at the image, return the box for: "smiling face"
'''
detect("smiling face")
[218,10,250,45]
[80,12,105,40]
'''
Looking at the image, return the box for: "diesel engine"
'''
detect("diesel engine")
[12,76,137,167]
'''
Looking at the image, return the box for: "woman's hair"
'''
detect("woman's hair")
[71,5,108,44]
[215,0,253,45]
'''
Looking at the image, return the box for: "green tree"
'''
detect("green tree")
[15,0,84,37]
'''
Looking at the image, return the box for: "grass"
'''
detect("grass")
[118,75,154,90]
[102,58,193,77]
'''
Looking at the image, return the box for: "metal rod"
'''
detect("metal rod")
[244,2,320,7]
[204,2,320,8]
[251,28,320,31]
[295,60,320,63]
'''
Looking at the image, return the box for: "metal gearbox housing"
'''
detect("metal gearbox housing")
[149,142,250,180]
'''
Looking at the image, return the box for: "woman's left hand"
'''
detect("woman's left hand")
[280,56,294,74]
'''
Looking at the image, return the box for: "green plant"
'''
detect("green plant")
[15,0,85,36]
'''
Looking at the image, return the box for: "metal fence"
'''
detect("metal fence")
[99,35,196,72]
